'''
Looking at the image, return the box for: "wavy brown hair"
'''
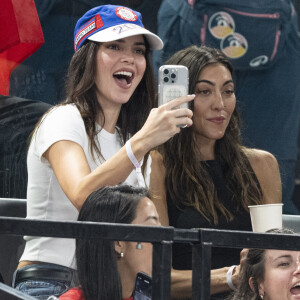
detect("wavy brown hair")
[64,39,156,161]
[160,45,263,225]
[30,39,156,165]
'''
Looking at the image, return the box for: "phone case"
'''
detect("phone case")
[158,65,189,108]
[133,272,152,300]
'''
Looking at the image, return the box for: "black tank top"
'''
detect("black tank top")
[167,160,252,299]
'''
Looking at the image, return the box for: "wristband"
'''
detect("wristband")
[226,265,237,291]
[125,139,145,187]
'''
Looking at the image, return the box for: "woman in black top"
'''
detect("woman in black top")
[150,45,282,299]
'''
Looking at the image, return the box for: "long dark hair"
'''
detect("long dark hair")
[76,184,150,300]
[160,45,263,225]
[30,39,156,163]
[229,228,295,300]
[64,39,156,160]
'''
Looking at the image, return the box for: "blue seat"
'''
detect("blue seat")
[283,214,300,233]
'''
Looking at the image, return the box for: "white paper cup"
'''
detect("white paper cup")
[248,203,283,233]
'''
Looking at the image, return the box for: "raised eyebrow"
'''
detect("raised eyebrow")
[113,39,146,46]
[196,80,214,86]
[223,80,234,86]
[274,255,292,261]
[145,216,159,222]
[134,43,146,48]
[196,79,234,87]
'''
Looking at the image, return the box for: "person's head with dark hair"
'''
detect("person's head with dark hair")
[160,45,263,225]
[76,184,160,300]
[63,5,163,160]
[230,228,298,300]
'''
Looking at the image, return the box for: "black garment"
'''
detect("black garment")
[0,95,52,198]
[167,160,252,299]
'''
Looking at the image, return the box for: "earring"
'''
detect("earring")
[260,294,264,299]
[120,252,124,258]
[136,242,143,250]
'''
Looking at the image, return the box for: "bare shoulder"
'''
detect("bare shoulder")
[150,150,165,173]
[243,148,278,170]
[150,149,164,162]
[243,147,281,204]
[149,150,169,226]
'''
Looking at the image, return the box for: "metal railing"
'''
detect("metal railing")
[0,216,300,299]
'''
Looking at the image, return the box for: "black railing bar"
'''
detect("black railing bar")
[0,282,37,300]
[152,241,172,299]
[0,217,174,242]
[199,228,300,250]
[192,244,202,299]
[173,228,200,243]
[200,242,212,300]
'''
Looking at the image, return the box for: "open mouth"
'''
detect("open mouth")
[291,283,300,296]
[113,71,134,87]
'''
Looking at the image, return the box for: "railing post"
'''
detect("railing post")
[192,241,212,300]
[152,240,172,300]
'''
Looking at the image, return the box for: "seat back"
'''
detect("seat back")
[283,214,300,233]
[0,198,26,286]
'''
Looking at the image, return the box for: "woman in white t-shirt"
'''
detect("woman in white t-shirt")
[12,4,194,300]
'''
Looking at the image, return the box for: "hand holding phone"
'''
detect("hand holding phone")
[158,65,189,109]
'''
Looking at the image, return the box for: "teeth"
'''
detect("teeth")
[114,71,132,77]
[293,283,300,288]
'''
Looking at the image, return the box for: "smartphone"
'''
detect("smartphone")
[158,65,189,108]
[133,272,152,300]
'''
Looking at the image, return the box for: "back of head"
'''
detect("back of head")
[76,185,150,300]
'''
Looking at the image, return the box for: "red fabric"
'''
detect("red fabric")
[59,288,85,300]
[59,288,133,300]
[0,0,44,95]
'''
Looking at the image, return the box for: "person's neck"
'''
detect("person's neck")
[97,107,121,134]
[118,263,135,299]
[195,136,215,161]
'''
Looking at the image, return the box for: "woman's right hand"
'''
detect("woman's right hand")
[231,248,249,289]
[132,94,194,153]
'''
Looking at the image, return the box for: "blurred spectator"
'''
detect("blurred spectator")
[0,95,51,198]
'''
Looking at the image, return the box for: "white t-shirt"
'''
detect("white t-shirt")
[21,104,151,269]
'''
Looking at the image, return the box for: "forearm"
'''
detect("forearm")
[47,136,150,211]
[70,139,149,209]
[170,267,231,299]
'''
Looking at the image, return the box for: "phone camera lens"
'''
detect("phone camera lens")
[163,69,169,75]
[164,77,169,83]
[171,73,176,79]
